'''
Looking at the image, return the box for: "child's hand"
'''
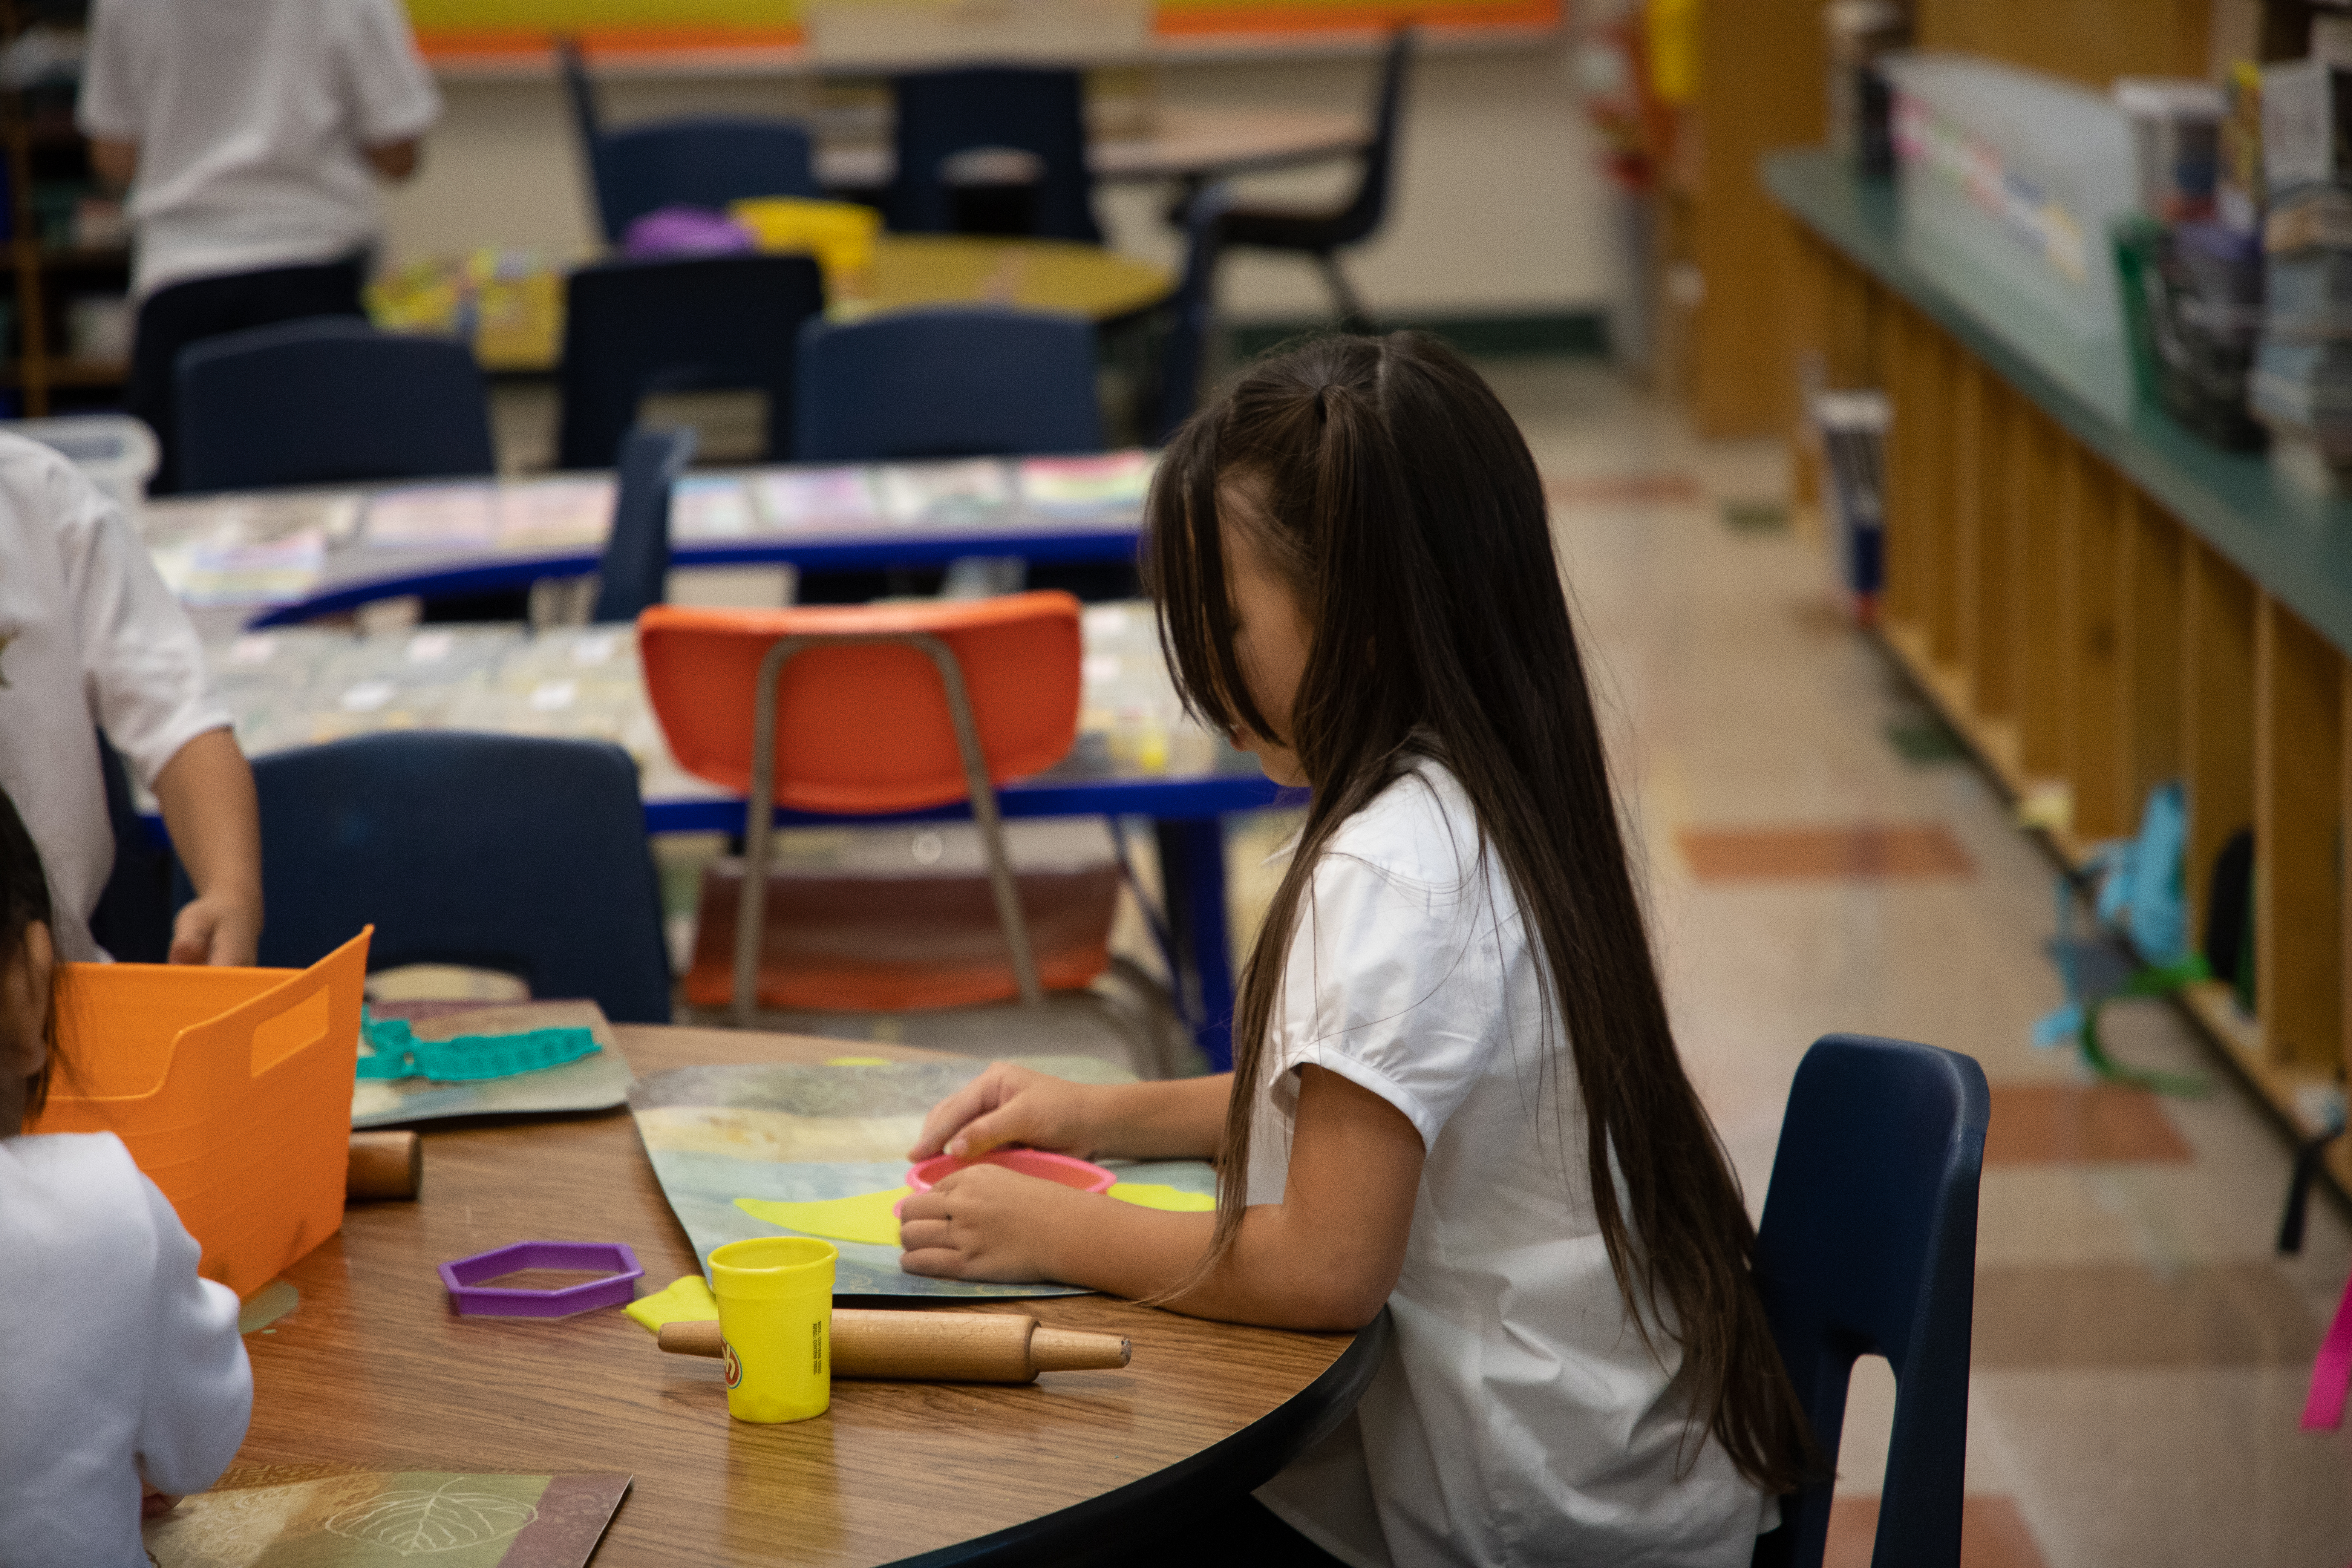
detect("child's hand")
[168,888,260,966]
[908,1061,1108,1161]
[897,1165,1086,1282]
[140,1483,181,1518]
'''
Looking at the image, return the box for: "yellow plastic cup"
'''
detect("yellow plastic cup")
[709,1237,836,1424]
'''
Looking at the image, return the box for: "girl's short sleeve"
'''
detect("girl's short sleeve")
[1268,769,1533,1150]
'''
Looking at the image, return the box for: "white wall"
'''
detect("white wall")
[377,40,1618,325]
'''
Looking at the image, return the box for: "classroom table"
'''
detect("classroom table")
[140,453,1151,630]
[236,1026,1386,1566]
[381,237,1173,375]
[184,615,1289,1070]
[811,104,1369,188]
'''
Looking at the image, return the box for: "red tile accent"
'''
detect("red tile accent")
[1825,1495,2048,1568]
[1542,472,1704,504]
[1983,1084,2193,1164]
[1678,825,1976,880]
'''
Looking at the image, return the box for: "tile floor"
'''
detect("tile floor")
[1449,358,2352,1568]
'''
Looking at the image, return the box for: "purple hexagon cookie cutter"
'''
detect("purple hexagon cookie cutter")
[438,1240,644,1318]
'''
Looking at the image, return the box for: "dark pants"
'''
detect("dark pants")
[130,253,368,495]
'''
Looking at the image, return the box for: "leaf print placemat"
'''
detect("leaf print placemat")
[143,1467,629,1567]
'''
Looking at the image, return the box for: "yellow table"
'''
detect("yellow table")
[380,237,1172,374]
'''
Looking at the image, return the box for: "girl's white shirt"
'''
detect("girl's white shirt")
[1248,757,1773,1568]
[0,433,230,961]
[0,1131,252,1566]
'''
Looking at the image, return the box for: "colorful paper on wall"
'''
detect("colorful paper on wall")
[366,485,499,548]
[1017,450,1155,518]
[753,467,882,530]
[876,459,1014,527]
[671,475,757,540]
[496,478,615,548]
[144,1467,629,1568]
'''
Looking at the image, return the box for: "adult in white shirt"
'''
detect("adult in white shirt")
[0,432,261,963]
[78,0,441,493]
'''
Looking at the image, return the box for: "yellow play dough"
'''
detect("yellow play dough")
[624,1274,718,1335]
[1107,1182,1216,1212]
[736,1187,912,1248]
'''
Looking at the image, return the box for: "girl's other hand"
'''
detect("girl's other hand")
[898,1165,1085,1282]
[908,1061,1106,1161]
[141,1483,181,1518]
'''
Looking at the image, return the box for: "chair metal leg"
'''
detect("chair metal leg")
[910,632,1046,1008]
[733,630,1047,1026]
[1317,252,1373,334]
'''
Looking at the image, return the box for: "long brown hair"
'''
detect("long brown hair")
[1145,332,1813,1493]
[0,785,62,1124]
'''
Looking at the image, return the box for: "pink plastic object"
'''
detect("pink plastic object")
[906,1149,1115,1194]
[2301,1266,2352,1429]
[438,1240,644,1318]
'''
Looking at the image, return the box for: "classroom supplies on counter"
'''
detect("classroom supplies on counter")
[629,1057,1218,1297]
[440,1241,645,1318]
[657,1305,1133,1384]
[353,1001,635,1129]
[143,1465,630,1568]
[28,932,371,1298]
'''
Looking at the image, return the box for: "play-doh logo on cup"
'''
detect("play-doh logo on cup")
[723,1338,743,1389]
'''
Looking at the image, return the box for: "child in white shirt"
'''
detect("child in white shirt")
[79,0,441,493]
[897,333,1816,1566]
[0,785,254,1565]
[0,431,262,964]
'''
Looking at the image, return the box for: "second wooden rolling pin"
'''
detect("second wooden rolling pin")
[659,1311,1130,1384]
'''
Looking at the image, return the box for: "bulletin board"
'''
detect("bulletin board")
[404,0,1560,63]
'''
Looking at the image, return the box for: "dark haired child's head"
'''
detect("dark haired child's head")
[0,787,58,1136]
[1144,330,1555,788]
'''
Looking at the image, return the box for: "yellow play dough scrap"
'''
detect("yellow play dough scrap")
[1108,1182,1216,1212]
[624,1274,718,1335]
[633,1105,926,1162]
[736,1187,912,1248]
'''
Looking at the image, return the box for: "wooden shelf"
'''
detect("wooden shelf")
[1,357,126,387]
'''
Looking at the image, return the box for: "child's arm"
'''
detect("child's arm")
[151,730,262,966]
[908,1060,1231,1162]
[900,1065,1423,1331]
[131,1178,252,1497]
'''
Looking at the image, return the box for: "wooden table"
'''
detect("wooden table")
[839,235,1170,324]
[812,105,1369,189]
[236,1027,1383,1565]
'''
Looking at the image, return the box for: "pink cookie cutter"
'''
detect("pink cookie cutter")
[438,1240,643,1318]
[906,1149,1116,1195]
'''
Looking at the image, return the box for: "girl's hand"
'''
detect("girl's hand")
[168,887,260,966]
[908,1062,1109,1161]
[897,1165,1086,1282]
[141,1483,181,1518]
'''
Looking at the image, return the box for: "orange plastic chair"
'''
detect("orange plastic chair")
[637,593,1094,1023]
[31,930,371,1298]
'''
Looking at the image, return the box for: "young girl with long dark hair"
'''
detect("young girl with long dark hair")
[0,786,252,1562]
[897,333,1812,1565]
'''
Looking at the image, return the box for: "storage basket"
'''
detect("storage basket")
[31,930,371,1297]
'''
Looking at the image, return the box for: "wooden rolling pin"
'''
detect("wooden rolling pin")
[347,1131,422,1200]
[659,1311,1130,1384]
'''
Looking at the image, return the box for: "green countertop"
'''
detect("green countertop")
[1764,146,2352,663]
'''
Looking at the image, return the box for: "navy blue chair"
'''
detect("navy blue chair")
[175,318,495,494]
[555,251,826,472]
[1222,26,1413,330]
[557,37,821,243]
[794,306,1104,462]
[251,733,672,1024]
[1153,181,1236,444]
[888,67,1102,243]
[1750,1034,1991,1568]
[592,424,697,624]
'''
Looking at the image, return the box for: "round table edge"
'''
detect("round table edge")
[883,1304,1395,1567]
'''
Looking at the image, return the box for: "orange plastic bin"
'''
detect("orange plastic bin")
[30,929,371,1298]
